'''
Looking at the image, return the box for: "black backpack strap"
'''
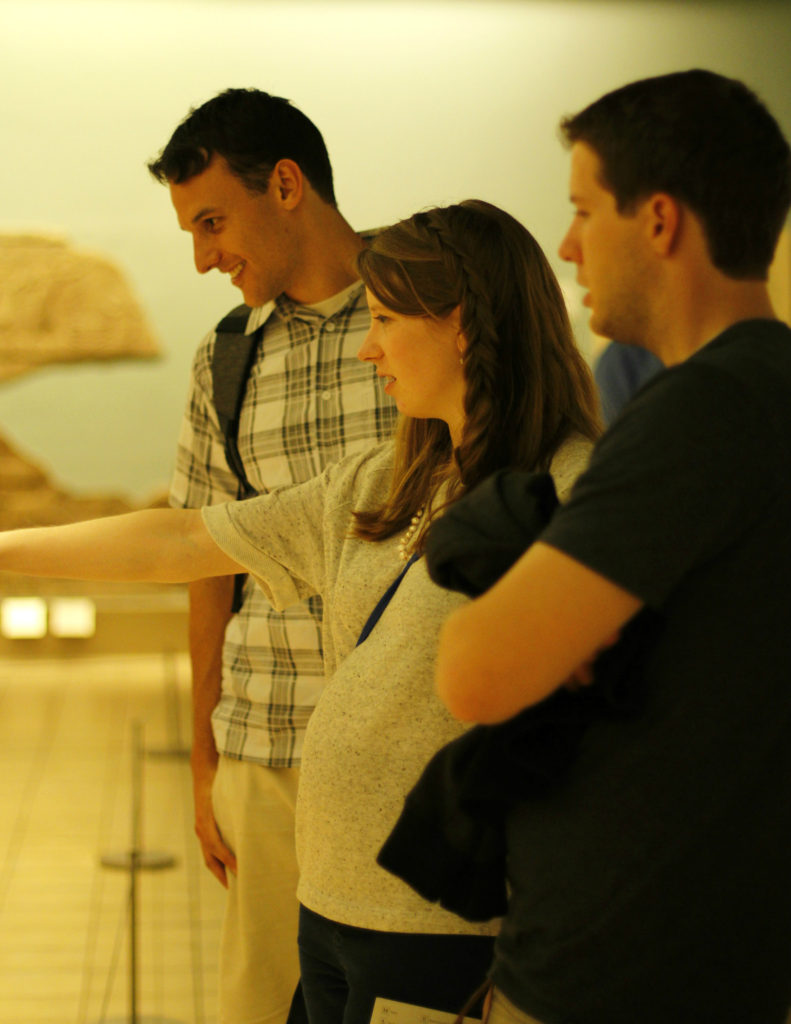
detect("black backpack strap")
[211,304,265,612]
[211,304,263,500]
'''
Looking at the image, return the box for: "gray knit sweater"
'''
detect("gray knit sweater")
[202,437,591,933]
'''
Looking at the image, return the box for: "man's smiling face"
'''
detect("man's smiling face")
[169,155,299,307]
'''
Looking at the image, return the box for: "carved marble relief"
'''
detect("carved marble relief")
[0,234,162,529]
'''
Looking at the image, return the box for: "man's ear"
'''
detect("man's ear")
[272,159,304,209]
[645,193,681,256]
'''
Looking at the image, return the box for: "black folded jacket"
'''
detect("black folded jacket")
[377,469,661,921]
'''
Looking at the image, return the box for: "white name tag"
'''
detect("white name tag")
[371,997,481,1024]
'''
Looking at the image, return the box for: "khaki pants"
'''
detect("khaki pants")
[213,757,301,1024]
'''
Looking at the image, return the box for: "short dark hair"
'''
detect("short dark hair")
[148,88,336,205]
[560,69,791,279]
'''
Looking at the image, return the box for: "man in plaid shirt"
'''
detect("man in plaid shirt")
[148,89,397,1024]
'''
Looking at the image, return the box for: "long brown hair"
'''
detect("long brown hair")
[354,200,600,543]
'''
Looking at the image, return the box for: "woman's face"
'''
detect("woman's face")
[358,289,467,446]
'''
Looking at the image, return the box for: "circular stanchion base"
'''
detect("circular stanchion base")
[145,746,191,760]
[100,851,177,871]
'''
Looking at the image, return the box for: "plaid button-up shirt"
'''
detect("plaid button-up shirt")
[170,279,398,765]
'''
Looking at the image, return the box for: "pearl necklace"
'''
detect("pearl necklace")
[398,508,425,562]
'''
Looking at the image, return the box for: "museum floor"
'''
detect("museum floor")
[0,650,224,1024]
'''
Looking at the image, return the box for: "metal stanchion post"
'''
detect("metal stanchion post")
[146,652,191,761]
[99,720,182,1024]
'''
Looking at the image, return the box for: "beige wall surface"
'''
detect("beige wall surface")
[1,0,790,500]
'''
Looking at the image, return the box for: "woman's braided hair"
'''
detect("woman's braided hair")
[354,200,600,544]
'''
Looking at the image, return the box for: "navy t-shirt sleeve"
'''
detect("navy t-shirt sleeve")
[594,342,662,425]
[541,359,778,610]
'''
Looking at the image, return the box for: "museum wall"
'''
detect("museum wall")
[2,0,791,511]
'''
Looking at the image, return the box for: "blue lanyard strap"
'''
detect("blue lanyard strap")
[356,553,419,647]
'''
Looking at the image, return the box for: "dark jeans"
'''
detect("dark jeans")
[294,903,495,1024]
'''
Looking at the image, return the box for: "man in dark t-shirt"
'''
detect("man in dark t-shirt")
[436,71,791,1024]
